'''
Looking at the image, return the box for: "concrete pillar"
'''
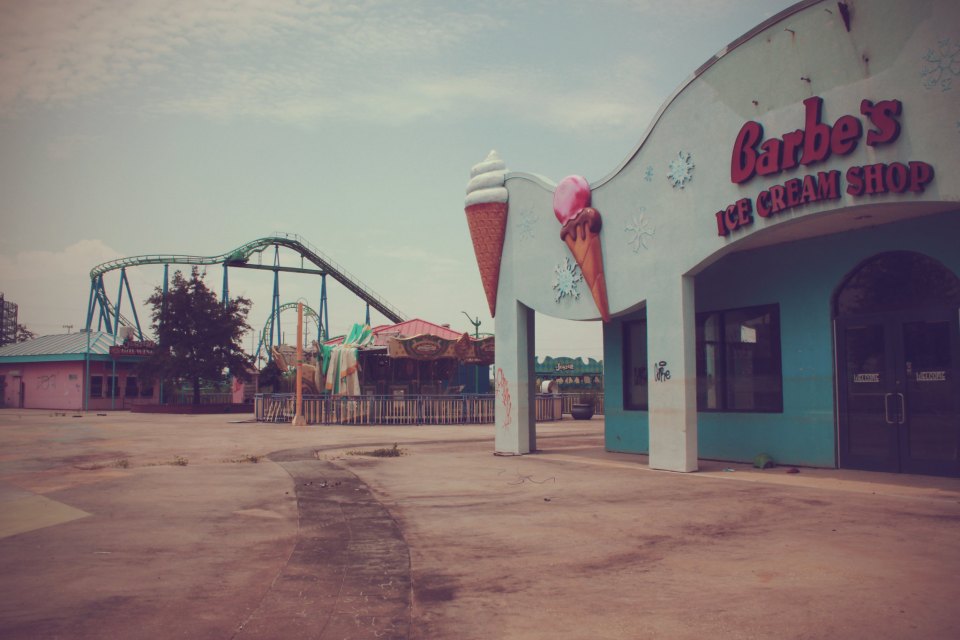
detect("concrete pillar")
[494,299,536,454]
[646,275,698,471]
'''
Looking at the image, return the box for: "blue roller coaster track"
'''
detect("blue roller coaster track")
[85,232,406,361]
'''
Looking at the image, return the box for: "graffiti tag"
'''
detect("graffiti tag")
[495,368,512,431]
[654,361,671,382]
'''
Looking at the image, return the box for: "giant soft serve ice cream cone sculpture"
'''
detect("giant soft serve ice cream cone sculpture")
[465,150,509,317]
[554,175,610,322]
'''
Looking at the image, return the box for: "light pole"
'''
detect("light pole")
[461,311,481,393]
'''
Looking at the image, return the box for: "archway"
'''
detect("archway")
[833,251,960,476]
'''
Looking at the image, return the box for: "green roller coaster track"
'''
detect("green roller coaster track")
[85,233,406,359]
[256,302,320,362]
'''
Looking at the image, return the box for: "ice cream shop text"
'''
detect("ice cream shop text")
[714,96,935,236]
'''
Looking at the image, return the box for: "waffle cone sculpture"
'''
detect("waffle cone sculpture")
[465,151,509,317]
[560,207,610,322]
[554,176,610,322]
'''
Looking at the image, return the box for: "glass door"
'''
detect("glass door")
[899,313,960,475]
[837,315,899,472]
[837,309,960,476]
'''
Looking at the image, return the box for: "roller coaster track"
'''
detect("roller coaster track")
[256,302,320,361]
[88,232,407,325]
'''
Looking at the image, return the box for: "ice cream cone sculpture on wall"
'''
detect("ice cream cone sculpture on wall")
[554,175,610,322]
[465,151,509,317]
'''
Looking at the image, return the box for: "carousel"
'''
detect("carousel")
[257,318,496,424]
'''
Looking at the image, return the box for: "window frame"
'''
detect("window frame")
[106,375,120,398]
[622,316,649,411]
[89,375,103,398]
[696,303,783,414]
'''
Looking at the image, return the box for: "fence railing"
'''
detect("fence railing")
[254,392,568,425]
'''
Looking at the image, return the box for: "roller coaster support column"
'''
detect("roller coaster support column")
[160,264,168,403]
[117,268,144,340]
[269,246,281,362]
[113,269,127,339]
[94,275,112,334]
[320,275,329,341]
[365,303,370,326]
[85,277,98,333]
[222,264,229,309]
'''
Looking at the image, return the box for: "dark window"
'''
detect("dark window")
[140,379,154,397]
[835,251,960,316]
[107,376,120,398]
[623,317,648,410]
[90,376,103,397]
[125,376,139,398]
[696,304,782,412]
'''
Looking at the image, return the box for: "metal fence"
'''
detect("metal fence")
[254,392,568,425]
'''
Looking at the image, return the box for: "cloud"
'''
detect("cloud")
[0,0,501,116]
[0,0,658,136]
[373,246,461,268]
[46,134,99,160]
[0,239,123,334]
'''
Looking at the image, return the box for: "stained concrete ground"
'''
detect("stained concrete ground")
[0,409,958,639]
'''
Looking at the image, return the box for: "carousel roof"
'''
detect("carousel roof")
[325,318,465,347]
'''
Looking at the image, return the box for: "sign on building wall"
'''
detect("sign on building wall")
[715,97,935,236]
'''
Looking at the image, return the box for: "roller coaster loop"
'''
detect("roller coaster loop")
[256,302,321,363]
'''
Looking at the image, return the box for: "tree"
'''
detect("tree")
[15,324,35,343]
[139,267,252,405]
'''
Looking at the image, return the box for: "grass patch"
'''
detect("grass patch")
[347,443,405,458]
[223,454,261,464]
[74,458,129,471]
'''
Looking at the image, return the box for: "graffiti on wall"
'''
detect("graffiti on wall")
[36,374,57,390]
[495,367,512,431]
[654,360,671,382]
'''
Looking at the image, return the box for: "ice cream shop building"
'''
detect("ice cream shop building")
[466,0,960,476]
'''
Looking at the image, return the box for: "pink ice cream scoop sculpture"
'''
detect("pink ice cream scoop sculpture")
[553,175,610,322]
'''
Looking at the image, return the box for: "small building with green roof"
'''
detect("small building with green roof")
[0,331,158,410]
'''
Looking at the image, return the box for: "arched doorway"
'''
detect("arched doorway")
[834,251,960,476]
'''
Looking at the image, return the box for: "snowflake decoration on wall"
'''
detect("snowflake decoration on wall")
[552,257,583,302]
[921,37,960,92]
[625,210,655,252]
[516,208,537,241]
[667,151,695,189]
[644,165,654,182]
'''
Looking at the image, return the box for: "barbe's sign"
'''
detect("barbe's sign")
[715,97,935,236]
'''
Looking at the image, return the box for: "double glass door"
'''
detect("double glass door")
[837,309,960,476]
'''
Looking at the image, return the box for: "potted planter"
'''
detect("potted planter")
[570,393,596,420]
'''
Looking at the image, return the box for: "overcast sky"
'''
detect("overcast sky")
[0,0,795,361]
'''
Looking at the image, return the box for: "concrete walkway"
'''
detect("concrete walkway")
[0,409,958,639]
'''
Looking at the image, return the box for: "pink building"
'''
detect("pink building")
[0,332,159,411]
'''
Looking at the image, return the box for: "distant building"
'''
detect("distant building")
[0,331,159,410]
[535,356,603,393]
[0,293,17,347]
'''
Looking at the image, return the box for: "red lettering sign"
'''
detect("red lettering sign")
[731,96,903,184]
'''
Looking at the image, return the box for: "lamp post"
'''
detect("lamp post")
[291,302,306,426]
[461,311,481,393]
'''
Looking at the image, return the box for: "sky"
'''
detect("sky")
[0,0,796,362]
